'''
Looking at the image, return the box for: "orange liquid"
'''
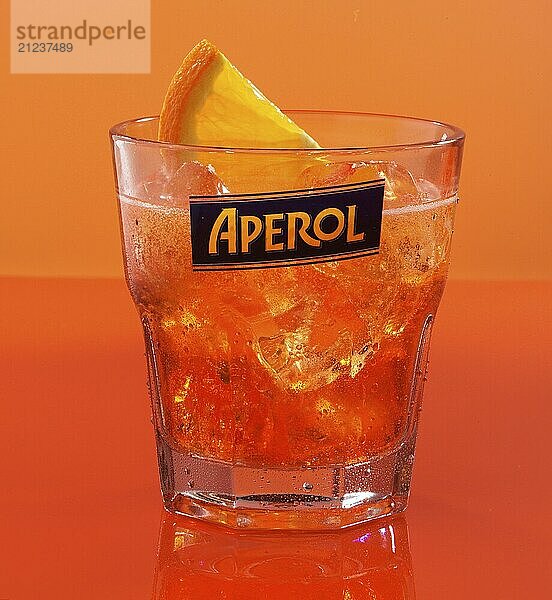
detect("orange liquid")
[120,176,455,468]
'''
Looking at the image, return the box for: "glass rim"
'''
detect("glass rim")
[109,110,465,154]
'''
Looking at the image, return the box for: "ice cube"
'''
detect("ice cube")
[297,160,421,208]
[299,158,454,288]
[163,161,229,205]
[381,196,456,285]
[257,326,353,392]
[297,161,356,188]
[141,161,228,207]
[252,275,380,391]
[355,161,420,206]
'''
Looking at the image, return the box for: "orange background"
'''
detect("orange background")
[2,0,551,280]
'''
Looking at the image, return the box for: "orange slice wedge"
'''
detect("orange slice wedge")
[158,39,320,149]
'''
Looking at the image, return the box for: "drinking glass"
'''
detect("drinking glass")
[110,111,464,529]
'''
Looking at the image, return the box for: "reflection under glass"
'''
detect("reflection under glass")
[153,512,415,599]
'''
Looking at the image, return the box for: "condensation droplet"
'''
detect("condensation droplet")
[236,515,252,528]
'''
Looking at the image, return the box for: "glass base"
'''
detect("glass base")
[156,429,417,530]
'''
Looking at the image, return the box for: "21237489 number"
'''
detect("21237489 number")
[18,42,73,53]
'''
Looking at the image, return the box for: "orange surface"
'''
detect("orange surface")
[1,277,551,598]
[2,0,551,280]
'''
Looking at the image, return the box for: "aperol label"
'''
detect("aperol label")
[189,179,384,270]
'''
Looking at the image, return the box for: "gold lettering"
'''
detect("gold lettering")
[287,212,302,250]
[313,208,345,242]
[208,208,237,255]
[288,212,320,249]
[346,205,365,242]
[240,215,263,253]
[265,213,285,251]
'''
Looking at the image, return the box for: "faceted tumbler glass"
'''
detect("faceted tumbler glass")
[110,111,464,529]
